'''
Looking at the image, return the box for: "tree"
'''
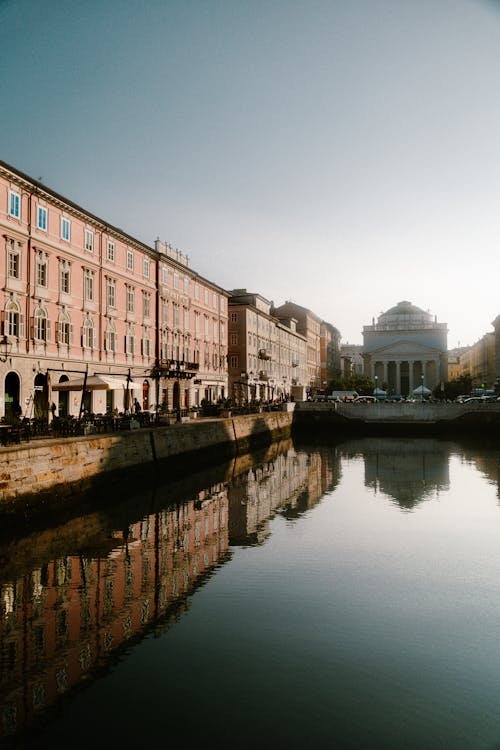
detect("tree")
[433,374,472,401]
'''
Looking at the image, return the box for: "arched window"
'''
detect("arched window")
[33,306,50,341]
[82,317,95,349]
[5,299,24,338]
[105,320,117,353]
[57,311,72,345]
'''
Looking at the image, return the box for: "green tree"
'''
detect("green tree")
[433,374,472,401]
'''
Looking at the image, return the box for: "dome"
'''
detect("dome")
[378,300,432,326]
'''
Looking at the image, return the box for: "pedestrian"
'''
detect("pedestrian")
[51,402,57,418]
[134,398,141,414]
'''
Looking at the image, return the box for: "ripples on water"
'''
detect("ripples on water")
[2,437,500,749]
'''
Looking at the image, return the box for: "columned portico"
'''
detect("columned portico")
[363,301,448,397]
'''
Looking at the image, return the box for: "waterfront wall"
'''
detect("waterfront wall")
[293,400,500,434]
[0,411,294,512]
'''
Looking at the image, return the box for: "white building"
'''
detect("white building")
[363,301,448,396]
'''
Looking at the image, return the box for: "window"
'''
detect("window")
[7,239,21,279]
[173,272,179,290]
[105,322,117,353]
[6,299,23,337]
[125,327,135,355]
[143,293,151,319]
[59,260,71,294]
[126,249,134,271]
[184,308,189,330]
[143,257,150,278]
[195,311,200,337]
[107,240,115,262]
[162,299,168,325]
[84,269,94,301]
[142,333,151,357]
[9,191,20,218]
[204,316,209,339]
[33,307,49,341]
[36,252,48,287]
[82,318,95,348]
[61,217,71,241]
[173,304,179,328]
[84,230,94,253]
[194,283,200,300]
[220,297,225,312]
[213,319,218,342]
[204,288,209,304]
[184,277,189,294]
[213,293,218,309]
[57,312,72,345]
[106,278,116,309]
[37,206,47,231]
[126,286,135,314]
[230,333,238,345]
[221,321,226,343]
[230,312,238,323]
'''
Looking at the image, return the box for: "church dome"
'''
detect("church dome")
[378,300,432,327]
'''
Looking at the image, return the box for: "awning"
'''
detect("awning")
[52,375,143,391]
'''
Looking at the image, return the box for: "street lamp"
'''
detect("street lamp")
[420,373,424,403]
[374,374,378,400]
[0,334,12,363]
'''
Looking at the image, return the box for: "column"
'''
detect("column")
[396,361,401,395]
[383,361,388,385]
[408,360,414,394]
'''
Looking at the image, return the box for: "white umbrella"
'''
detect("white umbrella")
[52,374,142,391]
[412,384,431,396]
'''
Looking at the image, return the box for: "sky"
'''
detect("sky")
[1,0,500,347]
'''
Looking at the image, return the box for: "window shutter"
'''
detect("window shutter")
[55,322,60,343]
[81,327,84,348]
[46,320,51,342]
[29,316,35,340]
[0,311,5,335]
[69,324,73,345]
[92,327,96,350]
[19,314,25,339]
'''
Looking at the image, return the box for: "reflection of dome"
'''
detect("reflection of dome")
[378,300,432,327]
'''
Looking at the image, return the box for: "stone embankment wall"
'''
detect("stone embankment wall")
[294,400,500,433]
[0,412,294,512]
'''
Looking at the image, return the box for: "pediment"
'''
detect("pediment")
[370,339,442,356]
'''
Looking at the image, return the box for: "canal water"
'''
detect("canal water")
[2,436,500,749]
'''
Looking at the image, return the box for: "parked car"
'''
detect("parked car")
[353,396,377,403]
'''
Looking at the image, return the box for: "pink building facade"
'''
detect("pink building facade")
[0,161,228,420]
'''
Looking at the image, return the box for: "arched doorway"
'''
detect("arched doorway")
[57,375,69,417]
[173,381,180,411]
[33,373,49,420]
[142,380,149,411]
[4,372,20,421]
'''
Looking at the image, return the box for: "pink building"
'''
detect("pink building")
[0,161,228,420]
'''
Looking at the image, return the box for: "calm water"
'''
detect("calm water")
[3,437,500,749]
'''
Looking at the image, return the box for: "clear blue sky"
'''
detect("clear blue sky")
[2,0,500,347]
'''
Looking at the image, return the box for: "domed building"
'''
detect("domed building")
[362,301,448,396]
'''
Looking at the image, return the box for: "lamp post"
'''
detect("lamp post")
[421,373,424,403]
[374,374,378,400]
[0,334,12,363]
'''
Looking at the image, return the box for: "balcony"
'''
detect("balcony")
[259,370,269,380]
[258,348,271,360]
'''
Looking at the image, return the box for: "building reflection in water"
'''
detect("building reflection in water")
[7,436,499,741]
[0,438,340,743]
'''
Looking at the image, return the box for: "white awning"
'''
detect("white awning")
[52,375,143,391]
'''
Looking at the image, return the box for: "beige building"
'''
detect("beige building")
[458,332,495,388]
[227,291,307,403]
[272,301,322,392]
[363,301,448,396]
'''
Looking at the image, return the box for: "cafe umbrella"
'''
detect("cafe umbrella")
[52,373,142,416]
